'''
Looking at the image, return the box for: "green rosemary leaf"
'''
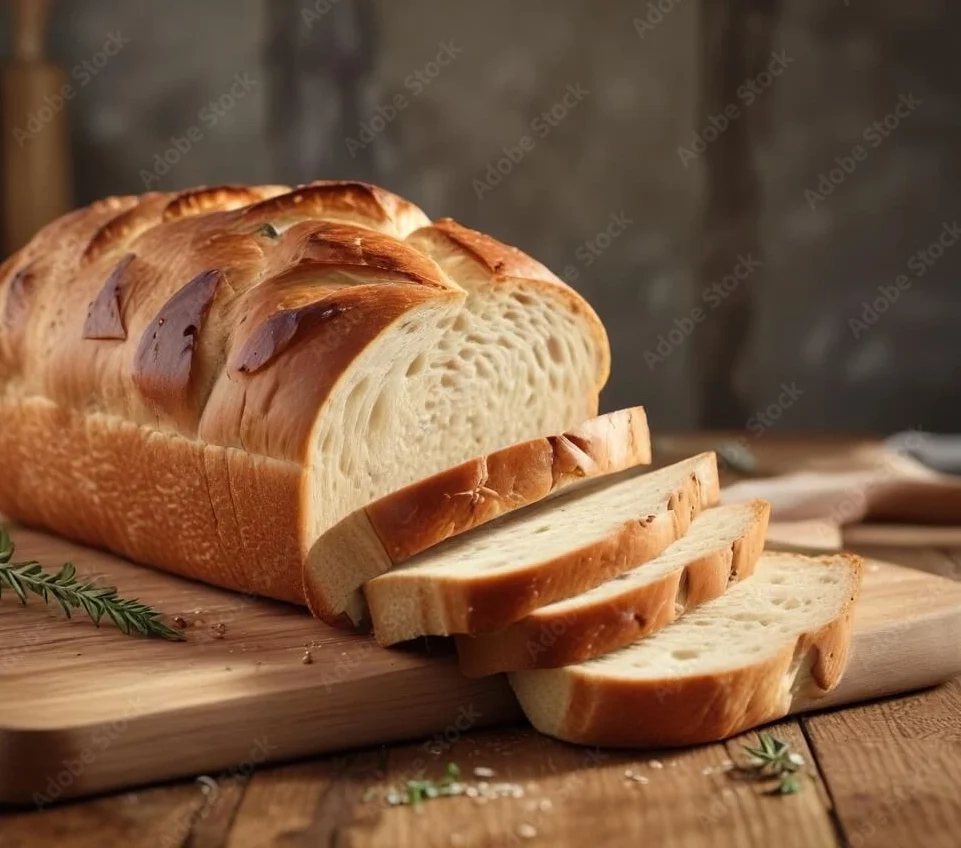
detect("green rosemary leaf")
[78,595,102,624]
[2,566,28,604]
[0,527,13,563]
[0,532,186,641]
[50,562,72,583]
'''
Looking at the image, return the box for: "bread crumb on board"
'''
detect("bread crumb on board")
[302,650,313,665]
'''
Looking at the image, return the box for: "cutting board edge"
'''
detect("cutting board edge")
[0,673,521,806]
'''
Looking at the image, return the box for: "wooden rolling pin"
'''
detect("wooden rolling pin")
[1,0,72,257]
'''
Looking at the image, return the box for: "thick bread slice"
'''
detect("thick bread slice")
[510,551,863,748]
[457,500,770,677]
[365,453,720,645]
[305,407,652,627]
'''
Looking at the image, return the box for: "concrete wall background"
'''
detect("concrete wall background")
[3,0,957,433]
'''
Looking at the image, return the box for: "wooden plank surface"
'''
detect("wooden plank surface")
[2,524,961,805]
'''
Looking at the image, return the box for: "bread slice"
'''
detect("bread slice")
[510,551,863,748]
[365,452,720,645]
[456,500,770,677]
[304,407,652,626]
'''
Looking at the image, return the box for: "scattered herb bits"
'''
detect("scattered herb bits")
[385,762,464,806]
[739,732,807,795]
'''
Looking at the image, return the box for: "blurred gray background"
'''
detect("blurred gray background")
[4,0,959,434]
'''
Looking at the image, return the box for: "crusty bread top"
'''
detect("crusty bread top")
[0,182,609,465]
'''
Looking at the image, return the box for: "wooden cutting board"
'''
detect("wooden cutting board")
[2,526,960,805]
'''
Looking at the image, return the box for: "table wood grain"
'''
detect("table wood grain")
[2,441,960,848]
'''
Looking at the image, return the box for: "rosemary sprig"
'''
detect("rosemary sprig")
[740,732,806,795]
[386,762,463,806]
[0,527,185,641]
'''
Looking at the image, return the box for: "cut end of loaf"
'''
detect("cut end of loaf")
[302,281,607,623]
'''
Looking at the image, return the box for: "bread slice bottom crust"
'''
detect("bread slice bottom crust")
[509,552,863,748]
[456,500,770,677]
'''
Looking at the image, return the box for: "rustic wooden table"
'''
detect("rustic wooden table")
[2,438,960,848]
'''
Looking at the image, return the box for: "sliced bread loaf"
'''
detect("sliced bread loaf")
[510,551,863,748]
[365,452,720,645]
[304,407,652,626]
[456,500,770,677]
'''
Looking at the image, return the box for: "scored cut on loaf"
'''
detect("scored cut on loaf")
[510,551,864,748]
[0,182,609,604]
[304,406,652,627]
[456,499,771,677]
[365,452,720,645]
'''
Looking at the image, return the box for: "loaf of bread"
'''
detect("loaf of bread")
[0,182,609,604]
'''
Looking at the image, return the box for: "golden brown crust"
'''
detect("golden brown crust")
[428,218,562,285]
[0,396,305,603]
[367,460,720,645]
[0,195,139,379]
[511,553,864,748]
[457,501,771,677]
[0,182,608,604]
[240,181,430,237]
[162,185,286,222]
[81,193,176,265]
